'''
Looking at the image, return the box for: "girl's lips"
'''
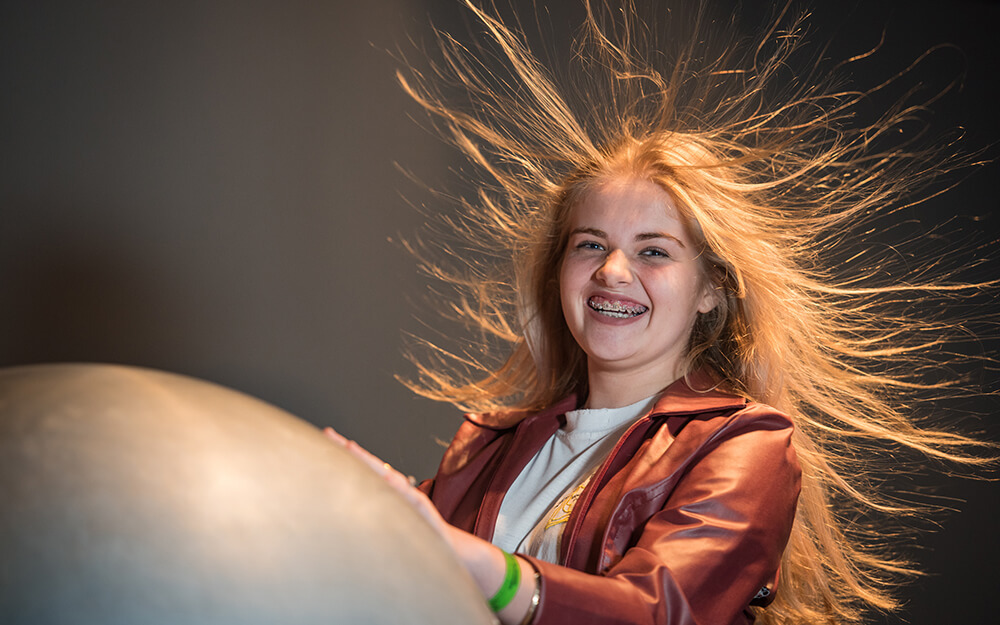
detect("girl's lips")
[587,295,648,318]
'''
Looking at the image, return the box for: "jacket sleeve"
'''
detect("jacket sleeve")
[522,413,800,625]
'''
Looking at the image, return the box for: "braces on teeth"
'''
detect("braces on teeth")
[589,297,647,317]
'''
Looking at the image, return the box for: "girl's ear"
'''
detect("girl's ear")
[697,281,722,314]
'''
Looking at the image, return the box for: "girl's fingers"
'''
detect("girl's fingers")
[322,427,348,445]
[323,428,387,472]
[323,428,451,542]
[348,442,391,475]
[323,428,414,487]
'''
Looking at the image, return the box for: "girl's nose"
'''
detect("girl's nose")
[595,249,632,285]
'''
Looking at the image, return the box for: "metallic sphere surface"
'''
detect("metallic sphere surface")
[0,363,494,625]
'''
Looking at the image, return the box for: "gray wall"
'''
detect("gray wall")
[2,1,997,623]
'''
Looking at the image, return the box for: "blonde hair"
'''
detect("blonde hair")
[396,2,995,623]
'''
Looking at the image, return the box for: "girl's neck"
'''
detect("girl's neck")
[584,364,679,409]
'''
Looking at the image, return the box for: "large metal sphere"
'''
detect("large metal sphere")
[0,364,494,625]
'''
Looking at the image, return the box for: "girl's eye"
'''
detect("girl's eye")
[576,241,605,251]
[640,247,669,258]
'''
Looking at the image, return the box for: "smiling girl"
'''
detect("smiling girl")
[559,178,719,409]
[326,2,994,624]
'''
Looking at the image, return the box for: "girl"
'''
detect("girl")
[327,2,994,623]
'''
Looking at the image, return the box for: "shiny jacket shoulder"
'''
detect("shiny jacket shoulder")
[421,376,801,625]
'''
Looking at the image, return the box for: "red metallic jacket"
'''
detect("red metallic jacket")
[421,375,801,625]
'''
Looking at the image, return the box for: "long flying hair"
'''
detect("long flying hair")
[395,1,994,623]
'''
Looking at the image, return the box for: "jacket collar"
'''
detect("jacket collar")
[647,370,747,417]
[465,394,578,430]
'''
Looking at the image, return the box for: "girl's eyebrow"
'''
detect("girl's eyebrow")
[570,227,686,249]
[636,232,686,248]
[569,226,606,238]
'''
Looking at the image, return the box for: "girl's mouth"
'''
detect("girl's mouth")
[588,295,648,318]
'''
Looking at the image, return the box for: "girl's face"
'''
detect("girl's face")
[559,177,716,387]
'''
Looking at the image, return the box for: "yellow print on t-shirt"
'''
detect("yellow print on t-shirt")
[544,477,592,529]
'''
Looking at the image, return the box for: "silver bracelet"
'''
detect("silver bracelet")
[517,569,541,625]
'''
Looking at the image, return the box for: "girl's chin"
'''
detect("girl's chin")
[582,342,683,375]
[584,349,648,370]
[577,332,646,358]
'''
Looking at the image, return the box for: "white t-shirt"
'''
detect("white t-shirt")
[491,394,657,563]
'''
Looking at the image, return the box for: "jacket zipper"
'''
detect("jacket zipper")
[474,411,563,540]
[560,413,658,567]
[473,431,516,539]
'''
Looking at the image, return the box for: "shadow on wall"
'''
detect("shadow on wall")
[4,201,183,368]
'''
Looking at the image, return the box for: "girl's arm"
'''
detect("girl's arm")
[323,428,538,625]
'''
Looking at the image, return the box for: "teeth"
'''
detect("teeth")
[588,296,647,318]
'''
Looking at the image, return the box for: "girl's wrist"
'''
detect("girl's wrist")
[505,556,540,625]
[492,552,539,625]
[448,532,538,625]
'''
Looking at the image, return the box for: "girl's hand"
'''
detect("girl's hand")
[322,427,539,625]
[322,427,449,537]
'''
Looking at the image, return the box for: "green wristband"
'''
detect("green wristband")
[488,550,521,613]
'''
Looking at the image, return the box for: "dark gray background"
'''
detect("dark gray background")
[2,1,997,623]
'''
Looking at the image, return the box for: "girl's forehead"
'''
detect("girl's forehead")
[568,178,684,226]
